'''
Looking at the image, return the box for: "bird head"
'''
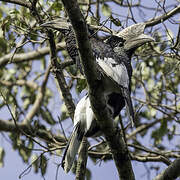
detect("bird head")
[115,23,154,56]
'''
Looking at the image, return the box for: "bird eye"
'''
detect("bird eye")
[118,41,124,47]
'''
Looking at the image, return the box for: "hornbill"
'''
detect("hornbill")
[41,20,154,172]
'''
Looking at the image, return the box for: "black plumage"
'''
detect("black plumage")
[59,28,83,73]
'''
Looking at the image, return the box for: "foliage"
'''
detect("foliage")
[0,0,179,179]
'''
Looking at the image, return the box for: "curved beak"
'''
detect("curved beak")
[124,34,155,51]
[116,23,155,51]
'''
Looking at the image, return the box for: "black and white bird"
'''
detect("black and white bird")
[41,20,154,172]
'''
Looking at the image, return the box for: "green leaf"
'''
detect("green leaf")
[9,9,20,15]
[0,147,5,167]
[168,125,176,140]
[147,79,155,91]
[0,38,7,53]
[149,107,156,117]
[102,4,112,17]
[40,107,56,125]
[19,140,33,163]
[23,98,30,110]
[160,41,167,51]
[32,154,39,173]
[110,15,121,26]
[40,155,47,176]
[51,1,62,12]
[55,149,62,156]
[9,132,19,150]
[76,78,87,93]
[151,119,168,145]
[163,57,180,75]
[166,29,173,44]
[19,148,29,163]
[60,103,69,121]
[86,16,98,25]
[0,9,3,19]
[154,31,162,42]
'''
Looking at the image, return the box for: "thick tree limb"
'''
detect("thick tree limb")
[0,42,65,67]
[0,79,38,89]
[153,158,180,180]
[0,115,179,167]
[0,118,66,143]
[60,0,135,179]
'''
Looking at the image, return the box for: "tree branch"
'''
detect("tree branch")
[131,154,171,166]
[0,118,66,143]
[153,158,180,180]
[22,64,50,124]
[88,151,180,165]
[0,79,38,89]
[127,119,161,140]
[0,0,31,8]
[0,42,65,67]
[47,30,75,119]
[145,5,180,27]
